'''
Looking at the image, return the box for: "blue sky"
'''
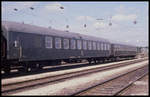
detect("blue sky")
[2,1,148,47]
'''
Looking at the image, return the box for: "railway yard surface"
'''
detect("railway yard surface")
[1,57,149,96]
[118,74,149,95]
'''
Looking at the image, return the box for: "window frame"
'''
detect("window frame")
[97,42,100,50]
[107,44,110,50]
[45,36,53,49]
[83,40,87,50]
[77,39,82,50]
[93,41,97,50]
[63,38,69,49]
[101,42,103,51]
[70,39,76,50]
[105,43,107,51]
[88,41,92,50]
[55,37,62,49]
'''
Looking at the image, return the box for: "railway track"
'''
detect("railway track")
[1,57,130,79]
[118,74,148,95]
[2,58,148,95]
[2,61,89,79]
[75,65,148,96]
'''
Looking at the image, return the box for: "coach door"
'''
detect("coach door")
[77,39,84,57]
[1,34,7,60]
[110,44,115,56]
[12,36,22,59]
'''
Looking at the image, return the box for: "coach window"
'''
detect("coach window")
[107,44,110,50]
[116,45,118,51]
[97,42,100,50]
[83,40,87,50]
[88,41,92,50]
[71,39,76,49]
[104,43,107,51]
[125,46,127,51]
[106,44,108,50]
[63,39,69,49]
[108,44,110,50]
[93,42,96,50]
[105,43,108,50]
[118,45,120,51]
[14,40,19,47]
[103,43,106,51]
[45,36,53,48]
[120,45,122,51]
[99,43,101,50]
[55,37,61,49]
[104,43,106,51]
[106,43,108,50]
[114,45,116,51]
[77,40,82,50]
[100,43,103,50]
[103,43,105,50]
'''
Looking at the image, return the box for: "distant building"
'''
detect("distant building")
[141,47,149,54]
[136,46,148,58]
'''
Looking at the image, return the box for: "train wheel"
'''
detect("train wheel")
[18,68,25,72]
[110,58,114,62]
[18,67,28,72]
[24,64,29,72]
[37,64,43,70]
[94,59,99,64]
[87,59,92,64]
[3,67,10,74]
[30,64,37,72]
[101,59,105,63]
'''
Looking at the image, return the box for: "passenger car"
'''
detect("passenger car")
[1,21,137,73]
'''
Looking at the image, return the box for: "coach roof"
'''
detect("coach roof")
[2,21,109,43]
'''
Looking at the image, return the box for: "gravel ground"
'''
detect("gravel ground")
[118,74,149,95]
[77,65,148,95]
[11,61,148,95]
[2,58,144,85]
